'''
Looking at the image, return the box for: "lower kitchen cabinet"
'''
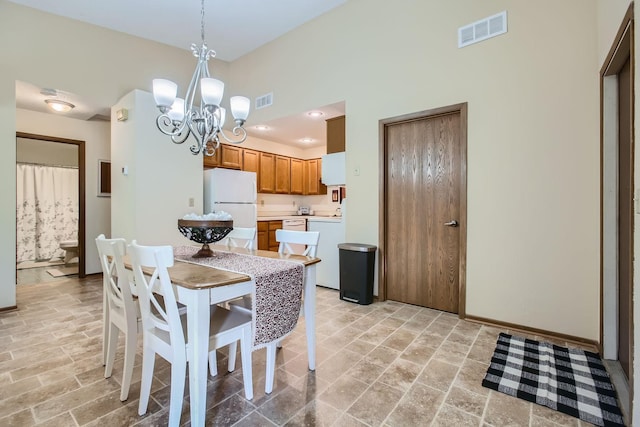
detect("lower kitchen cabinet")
[257,220,282,251]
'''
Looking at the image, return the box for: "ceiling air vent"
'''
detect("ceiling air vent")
[255,92,273,110]
[458,11,507,48]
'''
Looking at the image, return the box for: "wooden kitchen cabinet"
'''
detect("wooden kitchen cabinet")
[258,152,276,193]
[202,143,242,169]
[202,142,221,169]
[326,115,345,153]
[275,156,291,194]
[268,220,282,251]
[290,158,304,195]
[220,145,242,169]
[205,144,325,195]
[304,158,327,195]
[257,220,282,251]
[242,148,260,175]
[257,221,269,250]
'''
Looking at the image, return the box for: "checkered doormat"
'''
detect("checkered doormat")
[482,333,625,427]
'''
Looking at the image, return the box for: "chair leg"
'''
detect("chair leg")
[102,294,109,366]
[168,357,186,427]
[240,327,253,400]
[265,342,276,394]
[227,341,238,372]
[208,351,218,377]
[137,347,156,416]
[119,329,137,401]
[104,323,119,378]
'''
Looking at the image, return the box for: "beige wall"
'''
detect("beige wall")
[16,109,111,275]
[110,90,204,247]
[229,0,601,340]
[17,137,79,166]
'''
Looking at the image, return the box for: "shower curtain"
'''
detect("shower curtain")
[16,164,79,263]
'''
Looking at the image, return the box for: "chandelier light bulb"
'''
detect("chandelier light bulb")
[168,98,185,122]
[201,78,224,106]
[230,96,250,121]
[153,79,178,110]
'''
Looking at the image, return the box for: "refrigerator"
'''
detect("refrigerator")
[204,168,258,243]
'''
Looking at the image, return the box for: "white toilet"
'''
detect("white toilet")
[59,240,79,264]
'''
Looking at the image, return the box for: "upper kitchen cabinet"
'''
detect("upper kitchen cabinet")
[305,158,327,195]
[275,155,291,194]
[203,143,242,169]
[242,148,259,175]
[203,142,221,169]
[219,145,242,169]
[290,158,304,195]
[258,152,276,193]
[326,115,345,153]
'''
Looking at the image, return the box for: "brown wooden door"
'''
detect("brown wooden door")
[383,105,466,313]
[618,55,633,380]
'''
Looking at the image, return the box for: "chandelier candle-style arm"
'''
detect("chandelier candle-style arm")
[151,0,250,156]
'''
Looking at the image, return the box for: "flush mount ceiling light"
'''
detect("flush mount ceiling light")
[152,0,250,156]
[255,125,269,131]
[300,137,314,143]
[307,111,324,118]
[44,99,75,113]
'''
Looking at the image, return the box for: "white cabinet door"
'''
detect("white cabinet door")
[321,152,346,186]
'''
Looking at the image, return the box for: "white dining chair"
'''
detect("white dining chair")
[95,234,139,402]
[219,227,256,249]
[276,229,320,257]
[230,229,319,394]
[130,241,253,426]
[214,226,257,369]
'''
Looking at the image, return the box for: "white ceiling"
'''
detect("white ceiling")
[11,0,347,148]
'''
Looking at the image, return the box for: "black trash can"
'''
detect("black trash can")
[338,243,377,305]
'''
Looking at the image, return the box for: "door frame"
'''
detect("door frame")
[16,132,86,278]
[378,102,468,316]
[600,0,634,414]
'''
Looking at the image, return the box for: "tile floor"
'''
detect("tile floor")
[1,273,625,426]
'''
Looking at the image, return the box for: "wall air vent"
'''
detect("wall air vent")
[458,11,507,48]
[255,92,273,110]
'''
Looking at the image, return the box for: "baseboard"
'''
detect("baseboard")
[464,314,600,351]
[0,304,18,313]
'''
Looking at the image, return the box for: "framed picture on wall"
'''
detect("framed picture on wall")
[98,159,111,197]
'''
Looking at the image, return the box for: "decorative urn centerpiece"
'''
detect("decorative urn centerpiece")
[177,212,233,258]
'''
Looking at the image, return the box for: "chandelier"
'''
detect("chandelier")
[152,0,250,156]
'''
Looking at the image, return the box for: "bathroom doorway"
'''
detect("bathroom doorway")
[15,132,86,283]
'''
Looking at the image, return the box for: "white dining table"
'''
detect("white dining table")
[135,244,320,427]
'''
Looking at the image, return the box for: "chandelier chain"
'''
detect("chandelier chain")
[200,0,206,44]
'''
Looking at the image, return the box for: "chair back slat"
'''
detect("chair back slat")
[129,242,184,347]
[276,229,320,257]
[95,234,136,319]
[220,227,256,249]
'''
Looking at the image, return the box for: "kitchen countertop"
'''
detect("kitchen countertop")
[257,215,343,223]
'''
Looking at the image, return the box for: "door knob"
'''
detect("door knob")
[444,220,458,227]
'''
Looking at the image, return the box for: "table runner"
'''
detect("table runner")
[173,245,304,349]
